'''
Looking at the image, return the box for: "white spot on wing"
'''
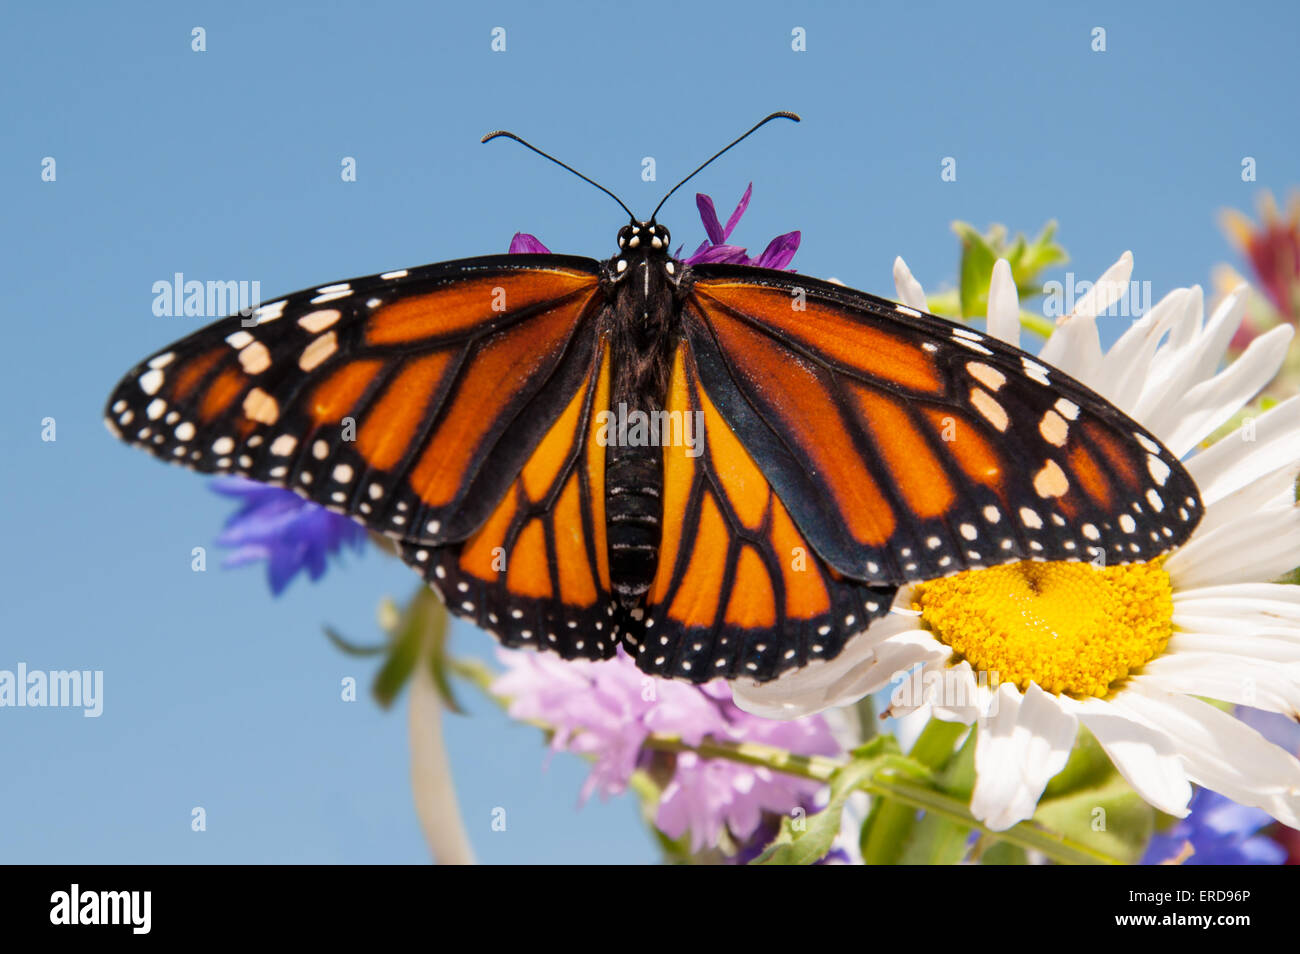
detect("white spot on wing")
[298,331,338,371]
[139,369,164,395]
[298,309,341,333]
[1147,454,1171,486]
[1054,397,1080,421]
[270,434,297,456]
[1022,357,1050,386]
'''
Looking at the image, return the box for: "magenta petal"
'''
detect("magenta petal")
[754,231,800,270]
[685,244,751,265]
[508,232,550,254]
[695,194,726,245]
[722,183,753,240]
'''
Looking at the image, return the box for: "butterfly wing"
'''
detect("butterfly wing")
[684,265,1202,585]
[624,341,897,682]
[104,255,605,545]
[395,338,621,659]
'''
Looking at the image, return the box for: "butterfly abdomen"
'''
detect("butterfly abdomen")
[606,442,662,607]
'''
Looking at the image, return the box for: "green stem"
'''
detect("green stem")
[643,734,844,782]
[449,655,1122,866]
[641,732,1119,865]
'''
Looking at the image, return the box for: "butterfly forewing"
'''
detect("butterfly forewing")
[686,266,1202,585]
[104,255,604,545]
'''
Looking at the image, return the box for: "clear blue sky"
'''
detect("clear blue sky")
[2,0,1296,863]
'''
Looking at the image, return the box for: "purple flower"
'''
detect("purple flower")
[1143,788,1286,865]
[1144,707,1300,868]
[211,477,366,595]
[491,647,841,855]
[508,232,550,254]
[507,184,800,272]
[1142,704,1295,865]
[682,184,801,271]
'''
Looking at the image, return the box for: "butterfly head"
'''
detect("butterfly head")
[616,221,671,255]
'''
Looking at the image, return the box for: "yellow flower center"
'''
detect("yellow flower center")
[911,560,1174,698]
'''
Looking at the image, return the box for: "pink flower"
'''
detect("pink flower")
[492,648,840,853]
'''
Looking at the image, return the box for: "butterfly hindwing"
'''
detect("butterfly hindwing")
[398,340,621,660]
[686,266,1202,585]
[622,342,897,683]
[104,255,604,545]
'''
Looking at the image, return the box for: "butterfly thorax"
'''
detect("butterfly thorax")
[601,220,682,608]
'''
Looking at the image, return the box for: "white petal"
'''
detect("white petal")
[1096,288,1192,411]
[1038,314,1103,388]
[892,256,929,310]
[970,683,1077,831]
[931,659,984,724]
[884,654,983,723]
[1186,394,1300,503]
[1133,285,1245,423]
[1165,503,1300,588]
[1144,285,1206,389]
[1174,581,1300,619]
[1191,460,1300,539]
[1185,284,1251,384]
[1073,250,1134,321]
[1037,254,1131,390]
[1166,631,1300,664]
[986,259,1019,348]
[1111,684,1300,828]
[729,610,934,720]
[1166,282,1207,351]
[1149,325,1294,457]
[1061,696,1191,817]
[1136,654,1300,717]
[1175,590,1300,634]
[1175,581,1300,605]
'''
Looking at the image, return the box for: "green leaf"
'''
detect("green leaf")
[979,841,1028,865]
[952,219,1069,320]
[322,626,387,657]
[371,607,421,709]
[370,587,463,712]
[895,724,978,865]
[755,759,879,865]
[1012,220,1069,294]
[757,736,925,865]
[954,221,998,319]
[1029,728,1155,864]
[861,719,968,864]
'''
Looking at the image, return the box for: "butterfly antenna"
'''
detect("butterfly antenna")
[482,129,636,220]
[650,111,800,222]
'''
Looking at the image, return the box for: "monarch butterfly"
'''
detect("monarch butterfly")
[104,113,1202,684]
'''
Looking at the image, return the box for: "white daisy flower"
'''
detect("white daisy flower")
[733,252,1300,832]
